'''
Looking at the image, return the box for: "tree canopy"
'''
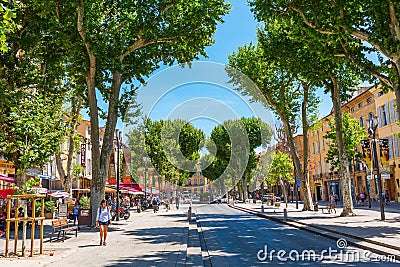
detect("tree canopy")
[144,118,205,186]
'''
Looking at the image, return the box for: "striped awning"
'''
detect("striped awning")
[0,175,14,183]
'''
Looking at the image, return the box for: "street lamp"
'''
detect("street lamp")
[115,130,122,221]
[368,116,385,221]
[143,157,148,203]
[363,162,372,209]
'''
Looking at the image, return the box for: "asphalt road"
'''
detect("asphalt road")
[195,204,400,267]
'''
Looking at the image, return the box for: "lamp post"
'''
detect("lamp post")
[143,157,148,203]
[363,162,372,209]
[115,130,122,221]
[368,116,385,221]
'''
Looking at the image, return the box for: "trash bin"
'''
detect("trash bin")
[314,202,318,211]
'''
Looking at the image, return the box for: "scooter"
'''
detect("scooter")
[119,206,130,220]
[111,206,130,220]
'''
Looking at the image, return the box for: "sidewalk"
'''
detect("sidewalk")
[231,200,400,259]
[0,204,196,267]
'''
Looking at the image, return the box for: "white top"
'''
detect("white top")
[96,206,111,222]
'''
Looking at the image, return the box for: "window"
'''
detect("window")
[188,180,192,186]
[312,143,315,154]
[194,179,197,186]
[316,141,320,153]
[351,107,355,112]
[359,117,364,127]
[358,102,363,108]
[200,179,203,185]
[321,139,325,151]
[367,97,373,103]
[380,105,389,126]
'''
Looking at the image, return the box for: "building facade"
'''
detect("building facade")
[295,85,400,203]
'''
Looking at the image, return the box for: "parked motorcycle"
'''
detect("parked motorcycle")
[120,206,130,220]
[111,206,130,220]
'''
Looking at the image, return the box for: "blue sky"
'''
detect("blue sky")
[129,0,333,134]
[98,0,332,136]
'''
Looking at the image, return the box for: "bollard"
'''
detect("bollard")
[187,206,192,221]
[283,208,287,220]
[261,205,264,213]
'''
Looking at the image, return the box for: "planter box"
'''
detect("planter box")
[44,212,54,219]
[78,209,92,226]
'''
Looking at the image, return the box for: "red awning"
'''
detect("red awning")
[0,188,14,198]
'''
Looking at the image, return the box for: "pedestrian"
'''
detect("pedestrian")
[96,199,112,246]
[73,201,80,226]
[385,193,390,205]
[152,197,158,213]
[111,197,117,212]
[175,196,180,209]
[329,192,335,207]
[360,193,365,206]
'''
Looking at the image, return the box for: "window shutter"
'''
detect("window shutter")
[390,100,395,123]
[395,135,399,157]
[384,103,390,125]
[377,108,382,127]
[388,136,393,159]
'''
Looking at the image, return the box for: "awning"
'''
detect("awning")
[0,175,14,183]
[37,174,56,180]
[105,186,117,193]
[0,188,14,198]
[49,191,70,198]
[109,185,144,195]
[32,187,48,194]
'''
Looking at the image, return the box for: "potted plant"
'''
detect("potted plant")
[79,197,90,209]
[44,200,56,219]
[78,197,91,225]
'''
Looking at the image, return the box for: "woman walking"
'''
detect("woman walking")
[96,199,112,246]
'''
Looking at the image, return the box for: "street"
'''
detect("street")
[195,204,400,266]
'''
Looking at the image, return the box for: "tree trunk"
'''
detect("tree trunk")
[280,179,288,208]
[238,180,243,201]
[330,77,355,216]
[14,168,26,188]
[300,83,314,211]
[56,96,82,194]
[55,153,66,184]
[78,2,123,225]
[392,62,400,124]
[280,118,313,211]
[242,173,248,202]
